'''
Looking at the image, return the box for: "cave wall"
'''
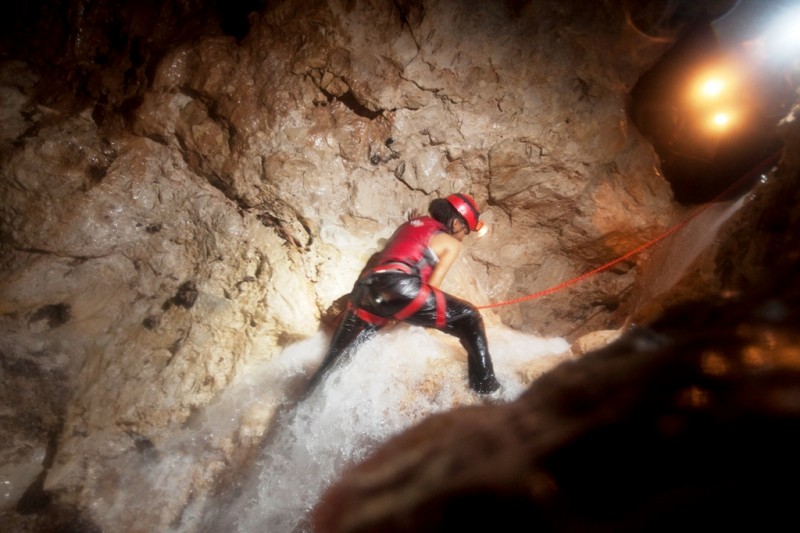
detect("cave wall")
[0,0,731,530]
[312,98,800,533]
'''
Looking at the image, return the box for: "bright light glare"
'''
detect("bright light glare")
[712,112,730,127]
[706,110,736,133]
[689,68,736,105]
[765,7,800,60]
[686,65,742,137]
[700,78,725,98]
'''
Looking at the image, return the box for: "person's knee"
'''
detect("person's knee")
[447,305,483,338]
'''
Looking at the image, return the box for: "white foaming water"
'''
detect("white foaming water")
[636,196,746,305]
[204,324,570,533]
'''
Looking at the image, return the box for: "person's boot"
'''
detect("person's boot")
[462,331,500,394]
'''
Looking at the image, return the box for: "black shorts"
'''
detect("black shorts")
[351,272,480,333]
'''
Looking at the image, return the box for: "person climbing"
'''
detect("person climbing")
[306,193,501,395]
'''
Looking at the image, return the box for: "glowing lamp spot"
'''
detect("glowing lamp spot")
[700,78,725,98]
[713,113,729,125]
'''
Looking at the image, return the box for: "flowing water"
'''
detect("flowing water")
[194,324,571,533]
[148,188,759,533]
[189,166,780,533]
[632,194,748,309]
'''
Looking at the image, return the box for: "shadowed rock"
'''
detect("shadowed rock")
[313,269,800,532]
[313,101,800,532]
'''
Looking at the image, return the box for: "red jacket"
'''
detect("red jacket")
[373,216,446,283]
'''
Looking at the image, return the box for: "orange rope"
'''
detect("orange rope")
[477,150,782,310]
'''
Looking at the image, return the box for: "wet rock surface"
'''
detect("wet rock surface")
[313,271,800,532]
[312,104,800,532]
[1,0,789,531]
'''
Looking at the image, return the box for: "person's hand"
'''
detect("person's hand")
[407,208,422,220]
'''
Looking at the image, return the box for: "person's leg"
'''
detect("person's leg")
[305,309,376,394]
[393,284,499,394]
[356,272,500,394]
[439,297,500,394]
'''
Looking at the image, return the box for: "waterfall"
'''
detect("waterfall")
[196,324,570,533]
[633,194,749,309]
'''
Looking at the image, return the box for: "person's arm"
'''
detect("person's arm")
[427,233,462,288]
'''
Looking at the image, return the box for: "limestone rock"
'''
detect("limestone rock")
[0,0,756,531]
[570,328,623,357]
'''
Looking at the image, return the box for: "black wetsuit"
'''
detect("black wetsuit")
[307,217,500,395]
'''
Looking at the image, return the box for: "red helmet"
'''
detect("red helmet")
[446,193,483,233]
